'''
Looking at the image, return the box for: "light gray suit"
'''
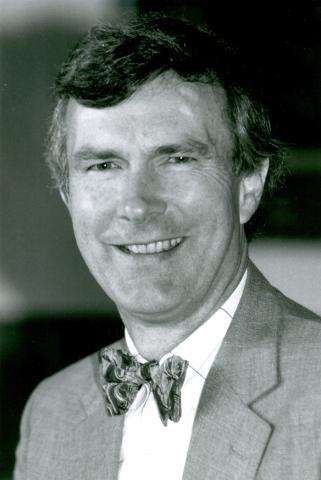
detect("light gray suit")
[14,263,321,479]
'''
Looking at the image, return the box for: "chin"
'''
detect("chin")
[113,290,182,318]
[94,266,192,318]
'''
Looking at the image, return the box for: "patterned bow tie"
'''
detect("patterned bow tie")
[99,347,188,425]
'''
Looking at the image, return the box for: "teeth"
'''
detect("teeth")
[124,237,183,254]
[146,242,156,254]
[163,240,170,251]
[137,244,146,254]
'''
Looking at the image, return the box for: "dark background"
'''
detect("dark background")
[1,1,321,477]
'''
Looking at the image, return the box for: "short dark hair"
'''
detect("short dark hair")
[47,13,284,202]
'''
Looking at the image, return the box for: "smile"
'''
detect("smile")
[117,237,183,255]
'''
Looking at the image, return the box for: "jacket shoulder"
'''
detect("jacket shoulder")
[266,282,321,383]
[273,287,321,342]
[14,339,125,479]
[248,261,320,330]
[26,354,99,429]
[26,336,125,423]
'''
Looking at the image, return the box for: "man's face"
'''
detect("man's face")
[64,74,248,323]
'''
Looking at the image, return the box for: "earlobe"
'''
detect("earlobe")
[59,189,70,211]
[238,159,269,225]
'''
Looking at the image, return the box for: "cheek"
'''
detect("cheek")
[68,183,107,242]
[184,171,238,220]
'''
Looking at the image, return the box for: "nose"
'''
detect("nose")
[118,170,167,224]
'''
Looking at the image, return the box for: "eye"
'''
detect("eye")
[87,161,119,171]
[167,155,196,164]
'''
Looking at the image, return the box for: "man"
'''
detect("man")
[14,14,321,480]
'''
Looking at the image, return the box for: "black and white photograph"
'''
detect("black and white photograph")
[1,1,321,479]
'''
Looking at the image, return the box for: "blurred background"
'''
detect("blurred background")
[1,0,321,477]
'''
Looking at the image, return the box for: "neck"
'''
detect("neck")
[119,249,248,361]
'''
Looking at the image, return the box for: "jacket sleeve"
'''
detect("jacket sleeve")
[13,377,60,480]
[13,389,36,480]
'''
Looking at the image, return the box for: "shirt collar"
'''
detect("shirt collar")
[125,270,247,379]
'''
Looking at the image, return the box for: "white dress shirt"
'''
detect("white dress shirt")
[118,271,247,480]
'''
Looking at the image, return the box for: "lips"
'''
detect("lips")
[116,237,183,254]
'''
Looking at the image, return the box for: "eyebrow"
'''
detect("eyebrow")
[72,147,122,162]
[72,138,212,162]
[153,140,211,157]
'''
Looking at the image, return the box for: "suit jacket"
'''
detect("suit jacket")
[14,262,321,480]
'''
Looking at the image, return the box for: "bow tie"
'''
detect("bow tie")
[99,347,189,425]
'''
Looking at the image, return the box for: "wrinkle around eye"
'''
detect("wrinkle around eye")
[167,155,198,164]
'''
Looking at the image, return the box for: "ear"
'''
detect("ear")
[59,189,70,212]
[238,159,269,225]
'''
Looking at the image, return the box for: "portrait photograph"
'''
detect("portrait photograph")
[1,1,321,479]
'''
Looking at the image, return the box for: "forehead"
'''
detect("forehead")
[65,73,234,157]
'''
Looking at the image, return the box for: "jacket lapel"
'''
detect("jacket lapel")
[56,339,127,480]
[183,262,281,480]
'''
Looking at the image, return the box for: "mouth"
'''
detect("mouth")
[115,237,184,255]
